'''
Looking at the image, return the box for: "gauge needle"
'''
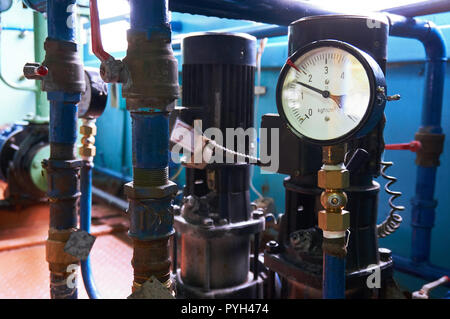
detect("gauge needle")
[287,59,346,108]
[295,81,345,108]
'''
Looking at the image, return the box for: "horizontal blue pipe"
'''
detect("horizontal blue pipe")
[172,24,287,50]
[1,26,34,32]
[169,0,337,26]
[47,0,77,42]
[393,254,450,287]
[131,113,169,169]
[323,253,346,299]
[80,163,101,299]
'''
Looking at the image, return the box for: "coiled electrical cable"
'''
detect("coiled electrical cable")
[377,161,404,238]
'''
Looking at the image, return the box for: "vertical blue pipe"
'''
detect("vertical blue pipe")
[323,253,346,299]
[389,17,446,264]
[132,113,169,170]
[80,163,101,299]
[411,167,437,262]
[45,0,81,299]
[47,0,76,42]
[48,97,78,145]
[130,0,170,34]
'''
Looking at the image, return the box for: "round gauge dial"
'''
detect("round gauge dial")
[276,40,386,145]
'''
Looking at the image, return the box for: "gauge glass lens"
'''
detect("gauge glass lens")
[281,46,370,141]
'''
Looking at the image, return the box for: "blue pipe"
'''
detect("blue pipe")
[388,16,447,264]
[1,26,34,32]
[323,253,346,299]
[169,0,338,26]
[393,254,450,287]
[172,24,287,50]
[132,113,169,170]
[47,0,77,42]
[45,0,82,299]
[80,162,101,299]
[130,0,171,37]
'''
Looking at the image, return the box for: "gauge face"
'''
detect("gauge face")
[277,41,379,144]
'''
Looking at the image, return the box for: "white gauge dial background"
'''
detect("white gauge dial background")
[281,46,371,141]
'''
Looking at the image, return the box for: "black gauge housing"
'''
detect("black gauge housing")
[78,67,108,119]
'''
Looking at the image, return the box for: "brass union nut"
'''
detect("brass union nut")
[318,210,350,232]
[80,124,97,136]
[79,145,96,157]
[318,169,349,190]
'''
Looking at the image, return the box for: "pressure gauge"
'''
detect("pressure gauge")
[276,40,386,145]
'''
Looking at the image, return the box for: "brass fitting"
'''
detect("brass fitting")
[320,191,348,211]
[79,119,97,159]
[317,144,351,237]
[318,210,350,232]
[322,145,347,165]
[46,228,78,272]
[318,169,349,190]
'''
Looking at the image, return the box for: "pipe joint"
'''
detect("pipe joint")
[122,30,179,111]
[41,38,85,93]
[127,194,176,240]
[79,119,97,161]
[46,228,79,267]
[414,132,445,167]
[131,236,174,292]
[43,158,81,201]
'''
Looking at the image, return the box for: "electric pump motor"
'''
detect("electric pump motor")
[0,123,49,204]
[175,33,264,298]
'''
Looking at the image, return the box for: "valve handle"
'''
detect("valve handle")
[385,140,421,152]
[89,0,112,62]
[23,63,48,80]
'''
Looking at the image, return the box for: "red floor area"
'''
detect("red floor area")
[0,197,134,299]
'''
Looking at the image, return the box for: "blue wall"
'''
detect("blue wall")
[86,11,450,296]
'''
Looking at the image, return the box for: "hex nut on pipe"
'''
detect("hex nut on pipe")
[124,181,178,199]
[318,169,349,189]
[318,210,350,232]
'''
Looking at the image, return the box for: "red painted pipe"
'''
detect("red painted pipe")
[89,0,112,62]
[385,140,422,152]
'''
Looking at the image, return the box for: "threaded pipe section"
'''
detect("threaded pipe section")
[133,167,168,187]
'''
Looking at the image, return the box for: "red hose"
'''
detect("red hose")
[89,0,112,62]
